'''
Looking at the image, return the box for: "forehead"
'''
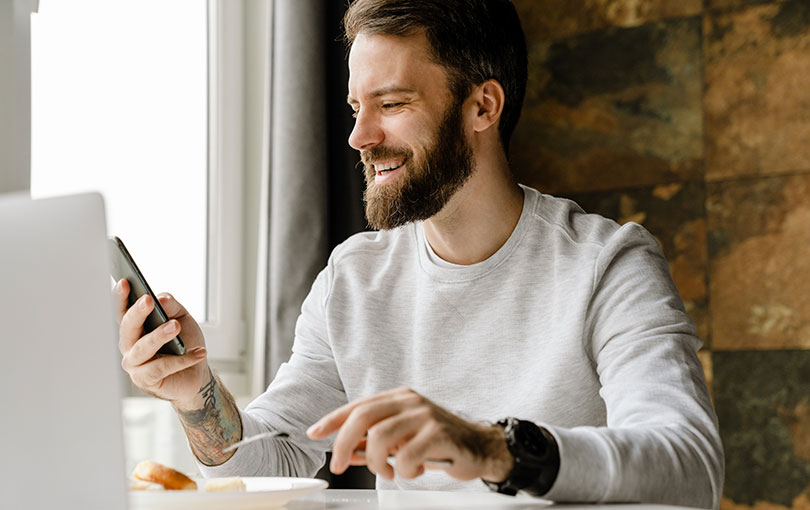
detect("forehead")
[347,31,450,102]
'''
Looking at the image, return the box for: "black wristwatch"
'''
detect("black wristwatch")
[482,418,560,496]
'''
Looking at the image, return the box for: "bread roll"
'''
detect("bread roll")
[132,460,198,491]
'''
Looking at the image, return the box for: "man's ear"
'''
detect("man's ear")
[471,79,505,134]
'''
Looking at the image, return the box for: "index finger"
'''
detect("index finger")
[308,390,394,439]
[118,293,154,355]
[309,387,421,439]
[112,278,130,325]
[156,292,191,321]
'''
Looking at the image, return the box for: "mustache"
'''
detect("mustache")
[360,146,413,167]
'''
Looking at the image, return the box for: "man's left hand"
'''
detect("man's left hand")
[306,387,513,482]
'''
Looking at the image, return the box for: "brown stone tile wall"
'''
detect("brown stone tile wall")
[704,1,810,181]
[511,0,810,507]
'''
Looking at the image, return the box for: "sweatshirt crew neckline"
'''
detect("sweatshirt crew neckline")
[414,184,535,282]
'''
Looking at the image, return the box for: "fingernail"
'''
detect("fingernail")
[193,347,206,358]
[162,321,177,334]
[307,424,320,436]
[139,295,150,310]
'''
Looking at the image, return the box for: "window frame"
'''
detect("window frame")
[202,0,248,390]
[21,0,251,393]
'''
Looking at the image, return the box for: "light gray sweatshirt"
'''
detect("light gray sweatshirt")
[198,185,724,509]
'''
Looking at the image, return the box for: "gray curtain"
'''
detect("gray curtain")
[252,1,381,488]
[253,0,365,391]
[265,0,329,382]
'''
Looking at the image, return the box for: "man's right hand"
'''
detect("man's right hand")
[114,278,210,410]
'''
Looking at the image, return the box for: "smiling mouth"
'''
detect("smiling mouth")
[373,159,406,176]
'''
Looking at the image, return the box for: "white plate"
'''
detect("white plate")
[129,477,328,510]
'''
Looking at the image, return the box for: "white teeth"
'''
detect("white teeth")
[374,160,403,171]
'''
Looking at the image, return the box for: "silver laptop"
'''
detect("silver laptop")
[0,192,128,509]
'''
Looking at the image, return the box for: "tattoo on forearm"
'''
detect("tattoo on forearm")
[200,372,216,409]
[176,368,242,466]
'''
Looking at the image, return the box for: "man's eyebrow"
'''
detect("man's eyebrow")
[347,86,417,105]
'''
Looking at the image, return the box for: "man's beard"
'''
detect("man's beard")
[361,99,475,230]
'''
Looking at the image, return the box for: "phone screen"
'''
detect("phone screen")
[109,236,186,355]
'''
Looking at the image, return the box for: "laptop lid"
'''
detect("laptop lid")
[0,192,127,509]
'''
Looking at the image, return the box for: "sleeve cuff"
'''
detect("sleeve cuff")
[538,424,613,503]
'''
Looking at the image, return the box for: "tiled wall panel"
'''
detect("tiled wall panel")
[512,1,810,507]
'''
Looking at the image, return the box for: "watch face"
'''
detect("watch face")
[514,420,549,460]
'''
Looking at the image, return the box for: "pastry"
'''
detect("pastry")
[132,460,198,491]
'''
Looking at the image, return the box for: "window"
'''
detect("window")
[31,0,208,318]
[31,0,247,383]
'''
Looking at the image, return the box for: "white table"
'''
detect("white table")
[286,490,699,510]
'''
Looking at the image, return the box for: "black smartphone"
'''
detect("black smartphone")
[109,236,186,355]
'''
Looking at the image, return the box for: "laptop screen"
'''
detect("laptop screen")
[0,192,128,509]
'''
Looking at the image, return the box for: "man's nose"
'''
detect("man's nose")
[348,110,384,151]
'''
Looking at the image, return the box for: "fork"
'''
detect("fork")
[222,430,453,467]
[221,430,289,453]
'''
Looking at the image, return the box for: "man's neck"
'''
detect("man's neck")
[422,154,524,266]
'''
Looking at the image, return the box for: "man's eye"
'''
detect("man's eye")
[382,102,404,109]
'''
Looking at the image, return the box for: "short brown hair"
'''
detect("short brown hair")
[343,0,527,152]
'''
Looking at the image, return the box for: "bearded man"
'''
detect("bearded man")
[116,0,724,507]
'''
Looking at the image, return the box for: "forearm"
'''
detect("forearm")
[174,367,243,466]
[543,424,722,509]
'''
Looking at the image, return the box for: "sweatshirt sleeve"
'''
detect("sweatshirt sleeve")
[541,222,724,510]
[196,264,347,479]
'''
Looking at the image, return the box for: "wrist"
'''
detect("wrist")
[171,364,214,412]
[481,424,514,482]
[171,395,205,413]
